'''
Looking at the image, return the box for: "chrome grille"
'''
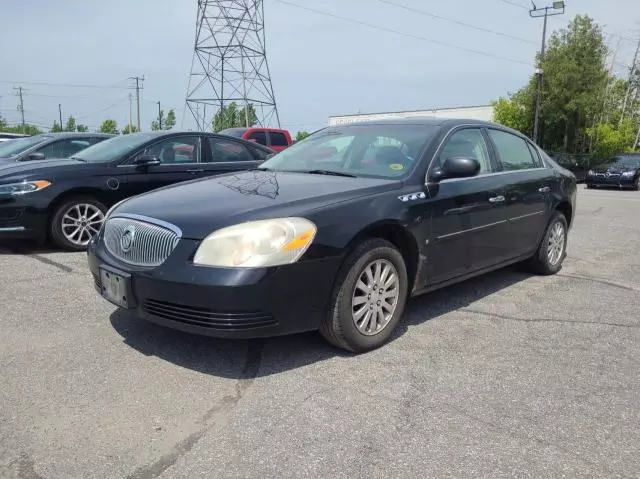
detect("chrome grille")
[103,216,180,267]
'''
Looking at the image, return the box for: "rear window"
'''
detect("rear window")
[270,132,289,147]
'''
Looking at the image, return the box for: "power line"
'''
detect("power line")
[375,0,536,45]
[0,80,131,90]
[275,0,531,66]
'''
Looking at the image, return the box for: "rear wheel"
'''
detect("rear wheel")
[50,196,106,251]
[633,176,640,191]
[319,238,409,353]
[525,211,568,275]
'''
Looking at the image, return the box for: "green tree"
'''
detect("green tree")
[151,110,164,131]
[586,118,638,159]
[295,130,310,141]
[0,115,7,131]
[99,119,119,135]
[50,121,63,133]
[165,109,176,130]
[0,123,42,135]
[121,124,139,135]
[65,115,77,132]
[76,124,89,132]
[212,102,258,132]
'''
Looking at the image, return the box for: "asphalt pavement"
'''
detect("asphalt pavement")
[1,187,639,479]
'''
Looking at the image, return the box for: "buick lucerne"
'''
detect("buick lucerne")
[87,119,577,352]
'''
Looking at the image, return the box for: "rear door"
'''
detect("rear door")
[486,128,553,258]
[202,136,264,176]
[119,134,205,196]
[245,129,269,148]
[423,126,511,285]
[268,131,290,152]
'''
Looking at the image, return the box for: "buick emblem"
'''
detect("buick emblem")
[605,172,611,177]
[120,226,136,253]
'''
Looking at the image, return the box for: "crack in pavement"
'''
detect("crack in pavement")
[558,272,639,293]
[125,339,264,479]
[26,254,74,273]
[460,308,639,329]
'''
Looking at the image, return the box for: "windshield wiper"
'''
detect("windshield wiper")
[304,169,357,178]
[69,156,86,162]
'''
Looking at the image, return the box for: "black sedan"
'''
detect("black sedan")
[0,132,113,163]
[585,153,640,190]
[0,131,274,250]
[87,118,577,352]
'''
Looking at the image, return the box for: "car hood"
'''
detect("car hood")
[113,170,402,239]
[0,158,85,181]
[593,163,638,173]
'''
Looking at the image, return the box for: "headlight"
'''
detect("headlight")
[621,171,635,177]
[0,180,51,196]
[193,217,317,268]
[587,170,594,176]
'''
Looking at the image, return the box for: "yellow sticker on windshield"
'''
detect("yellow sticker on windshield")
[389,163,404,171]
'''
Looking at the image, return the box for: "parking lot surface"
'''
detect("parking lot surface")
[1,187,639,479]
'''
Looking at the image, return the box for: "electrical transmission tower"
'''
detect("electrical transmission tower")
[184,0,280,131]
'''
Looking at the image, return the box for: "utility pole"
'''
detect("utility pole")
[529,1,565,145]
[619,36,640,126]
[58,104,63,131]
[128,93,133,133]
[157,101,162,129]
[129,75,144,132]
[13,86,25,134]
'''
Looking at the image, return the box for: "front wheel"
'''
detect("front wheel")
[320,238,409,353]
[525,211,568,275]
[50,196,107,251]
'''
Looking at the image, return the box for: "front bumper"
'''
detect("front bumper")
[585,175,637,188]
[0,199,47,241]
[87,237,343,339]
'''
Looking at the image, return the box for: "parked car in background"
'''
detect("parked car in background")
[0,131,274,250]
[0,132,29,143]
[547,153,592,183]
[0,132,113,164]
[88,118,576,352]
[585,153,640,190]
[219,127,293,152]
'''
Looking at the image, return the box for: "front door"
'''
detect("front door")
[120,135,205,197]
[485,128,552,258]
[421,127,511,286]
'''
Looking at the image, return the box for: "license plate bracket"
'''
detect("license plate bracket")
[99,266,134,309]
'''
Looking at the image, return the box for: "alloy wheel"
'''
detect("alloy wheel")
[351,259,400,336]
[547,221,565,266]
[61,203,105,246]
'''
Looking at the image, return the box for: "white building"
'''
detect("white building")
[328,104,494,126]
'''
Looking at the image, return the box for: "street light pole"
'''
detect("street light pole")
[530,1,566,145]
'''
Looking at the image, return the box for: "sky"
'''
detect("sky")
[0,0,638,135]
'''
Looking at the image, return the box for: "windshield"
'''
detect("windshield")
[219,128,247,138]
[258,124,438,179]
[72,132,157,163]
[611,156,640,168]
[0,136,49,157]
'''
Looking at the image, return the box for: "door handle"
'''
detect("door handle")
[538,186,550,193]
[488,195,505,203]
[187,168,204,174]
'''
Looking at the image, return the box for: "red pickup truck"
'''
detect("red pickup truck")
[219,127,293,152]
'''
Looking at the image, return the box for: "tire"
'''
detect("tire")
[50,196,107,251]
[525,211,568,275]
[633,176,640,191]
[319,238,409,353]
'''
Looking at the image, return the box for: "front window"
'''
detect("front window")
[71,133,157,163]
[611,156,640,168]
[258,124,438,179]
[0,136,49,157]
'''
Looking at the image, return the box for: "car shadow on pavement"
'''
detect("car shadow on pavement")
[0,240,67,255]
[109,265,531,379]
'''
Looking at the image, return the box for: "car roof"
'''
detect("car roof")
[31,132,114,140]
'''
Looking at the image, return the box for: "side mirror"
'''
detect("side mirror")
[134,154,161,167]
[21,152,46,162]
[431,157,480,181]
